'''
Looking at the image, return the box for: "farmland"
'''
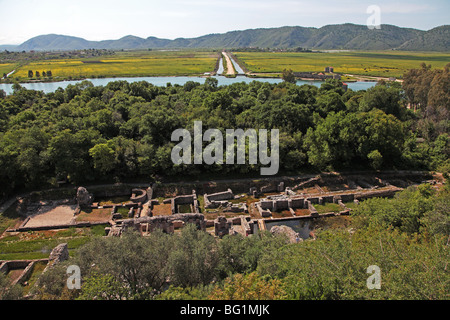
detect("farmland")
[234,50,450,78]
[0,63,18,77]
[1,49,449,83]
[7,50,219,81]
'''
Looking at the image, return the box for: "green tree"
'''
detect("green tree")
[204,77,218,90]
[281,69,296,84]
[257,226,449,300]
[303,111,360,170]
[166,224,219,287]
[208,272,286,300]
[357,109,405,167]
[359,84,405,119]
[75,230,172,298]
[78,272,128,300]
[48,129,98,183]
[351,184,436,234]
[367,149,383,170]
[428,64,450,111]
[315,91,346,116]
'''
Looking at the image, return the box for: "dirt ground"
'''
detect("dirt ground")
[23,205,77,228]
[222,52,236,75]
[76,208,111,222]
[151,203,172,216]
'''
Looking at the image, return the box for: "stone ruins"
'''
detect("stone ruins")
[76,187,93,207]
[3,171,440,240]
[1,171,442,293]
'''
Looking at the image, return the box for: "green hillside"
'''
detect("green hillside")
[12,24,450,52]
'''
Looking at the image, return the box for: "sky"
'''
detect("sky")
[0,0,449,45]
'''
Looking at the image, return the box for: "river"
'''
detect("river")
[0,75,376,95]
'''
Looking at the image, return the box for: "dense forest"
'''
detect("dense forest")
[0,64,449,199]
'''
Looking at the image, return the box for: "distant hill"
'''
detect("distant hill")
[398,25,450,51]
[7,24,450,52]
[16,34,92,51]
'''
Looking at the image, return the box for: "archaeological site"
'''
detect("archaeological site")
[0,170,443,294]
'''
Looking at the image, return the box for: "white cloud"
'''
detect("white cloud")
[0,0,447,44]
[160,11,192,18]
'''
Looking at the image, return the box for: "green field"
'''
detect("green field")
[234,51,450,78]
[10,50,219,81]
[3,49,450,81]
[0,63,18,77]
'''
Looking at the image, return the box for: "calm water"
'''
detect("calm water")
[217,58,224,75]
[230,55,245,74]
[0,75,376,95]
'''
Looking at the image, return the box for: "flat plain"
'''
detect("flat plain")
[234,51,450,78]
[2,49,450,82]
[9,50,219,80]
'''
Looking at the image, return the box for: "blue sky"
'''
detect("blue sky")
[0,0,448,44]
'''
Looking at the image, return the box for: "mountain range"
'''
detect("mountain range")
[2,24,449,51]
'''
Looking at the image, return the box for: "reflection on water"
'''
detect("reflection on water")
[217,58,224,75]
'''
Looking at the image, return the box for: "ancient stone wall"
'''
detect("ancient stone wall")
[204,189,235,209]
[214,216,232,238]
[205,189,234,201]
[163,190,200,214]
[130,188,147,203]
[110,213,206,236]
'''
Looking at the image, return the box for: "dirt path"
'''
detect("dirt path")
[222,52,235,76]
[344,74,403,83]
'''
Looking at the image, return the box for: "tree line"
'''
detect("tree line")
[28,70,52,78]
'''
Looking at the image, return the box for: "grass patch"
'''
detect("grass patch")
[90,224,108,236]
[314,203,343,214]
[178,204,192,214]
[22,260,47,294]
[116,206,130,219]
[96,196,130,206]
[344,201,359,210]
[0,236,92,260]
[0,63,18,77]
[197,195,205,213]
